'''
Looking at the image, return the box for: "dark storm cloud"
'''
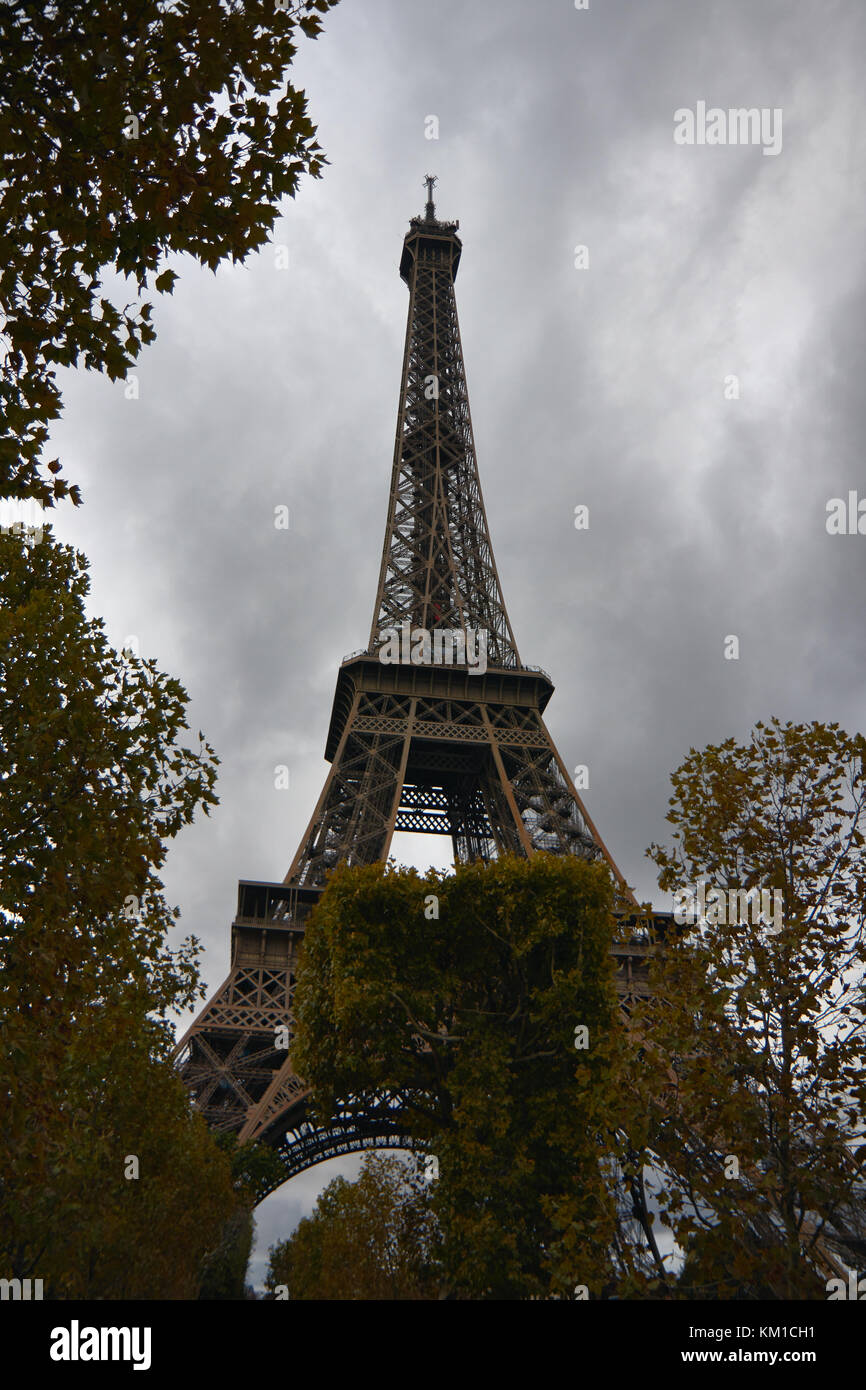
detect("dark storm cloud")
[47,0,866,1280]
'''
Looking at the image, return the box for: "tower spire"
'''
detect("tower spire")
[375,177,517,666]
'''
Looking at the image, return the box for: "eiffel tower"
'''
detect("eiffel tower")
[177,179,662,1192]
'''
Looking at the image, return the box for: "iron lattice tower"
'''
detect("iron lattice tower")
[176,183,658,1192]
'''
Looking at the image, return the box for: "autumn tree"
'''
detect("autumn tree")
[0,0,338,507]
[635,718,866,1298]
[24,1041,244,1299]
[265,1153,442,1301]
[292,854,662,1300]
[0,524,243,1295]
[198,1136,287,1299]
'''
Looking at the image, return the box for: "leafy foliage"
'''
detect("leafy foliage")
[292,854,656,1299]
[635,717,866,1298]
[0,0,338,506]
[196,1135,287,1298]
[197,1205,256,1302]
[0,525,242,1296]
[13,1041,242,1299]
[266,1153,442,1300]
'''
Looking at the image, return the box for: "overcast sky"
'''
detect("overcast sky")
[47,0,866,1287]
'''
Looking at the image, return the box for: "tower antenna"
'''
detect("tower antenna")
[424,172,438,220]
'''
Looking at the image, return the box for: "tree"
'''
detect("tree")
[266,1153,442,1300]
[635,717,866,1298]
[24,1038,244,1299]
[292,854,660,1300]
[0,524,244,1295]
[198,1137,286,1299]
[0,0,338,507]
